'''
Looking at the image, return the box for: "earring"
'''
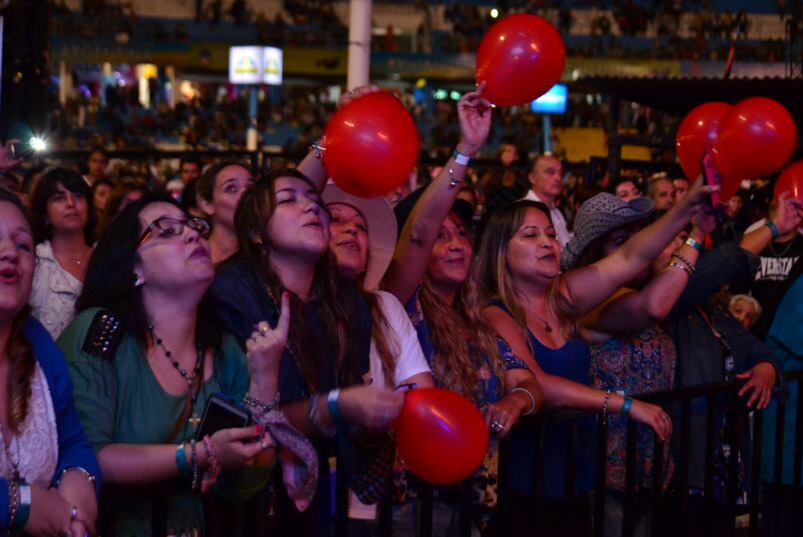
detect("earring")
[134,276,145,288]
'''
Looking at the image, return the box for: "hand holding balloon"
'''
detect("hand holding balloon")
[456,83,493,158]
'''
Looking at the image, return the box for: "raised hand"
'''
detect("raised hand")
[247,292,290,382]
[772,192,803,235]
[456,82,493,157]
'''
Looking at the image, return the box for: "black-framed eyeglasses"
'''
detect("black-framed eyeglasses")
[137,216,210,248]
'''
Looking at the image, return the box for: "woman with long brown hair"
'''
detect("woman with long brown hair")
[378,87,543,534]
[211,168,404,536]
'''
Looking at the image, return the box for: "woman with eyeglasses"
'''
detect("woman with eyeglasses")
[29,168,96,338]
[57,192,284,536]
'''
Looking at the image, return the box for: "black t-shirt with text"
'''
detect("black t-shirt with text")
[747,234,803,339]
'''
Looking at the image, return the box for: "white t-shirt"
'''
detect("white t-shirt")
[349,290,431,520]
[366,290,430,389]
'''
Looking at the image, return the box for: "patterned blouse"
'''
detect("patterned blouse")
[589,326,676,491]
[400,288,528,529]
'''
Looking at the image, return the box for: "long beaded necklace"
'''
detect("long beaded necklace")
[147,324,206,432]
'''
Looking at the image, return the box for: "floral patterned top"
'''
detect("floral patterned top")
[589,326,676,491]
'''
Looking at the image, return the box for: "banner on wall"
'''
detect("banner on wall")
[228,46,283,85]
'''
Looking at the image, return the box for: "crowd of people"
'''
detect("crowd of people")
[0,83,801,537]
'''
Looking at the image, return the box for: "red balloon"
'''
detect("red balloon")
[775,161,803,200]
[323,92,419,198]
[476,14,566,107]
[712,97,798,200]
[395,388,489,485]
[675,102,732,181]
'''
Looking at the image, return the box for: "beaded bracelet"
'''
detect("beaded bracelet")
[7,479,19,530]
[310,140,326,159]
[671,252,696,273]
[190,438,199,491]
[667,261,693,278]
[201,435,222,494]
[243,392,281,415]
[602,389,612,425]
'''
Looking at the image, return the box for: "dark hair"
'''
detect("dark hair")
[21,164,48,197]
[76,191,221,350]
[180,157,202,170]
[0,188,36,434]
[87,145,108,161]
[196,160,251,204]
[30,167,96,245]
[180,177,200,213]
[235,168,363,391]
[92,178,115,193]
[97,178,151,239]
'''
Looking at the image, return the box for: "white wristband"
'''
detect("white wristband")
[453,150,471,166]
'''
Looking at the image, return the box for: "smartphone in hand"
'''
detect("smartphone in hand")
[195,393,253,441]
[701,151,722,208]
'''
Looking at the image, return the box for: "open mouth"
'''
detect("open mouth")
[0,267,21,284]
[189,246,209,260]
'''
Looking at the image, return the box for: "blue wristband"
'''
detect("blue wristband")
[766,220,781,239]
[176,443,191,477]
[327,389,342,425]
[620,397,633,415]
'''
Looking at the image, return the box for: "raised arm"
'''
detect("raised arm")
[384,88,492,305]
[563,179,715,315]
[739,193,801,255]
[297,86,381,192]
[584,209,716,337]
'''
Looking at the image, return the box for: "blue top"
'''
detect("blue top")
[1,317,101,529]
[761,274,803,484]
[508,331,597,498]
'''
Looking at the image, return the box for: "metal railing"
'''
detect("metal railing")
[323,370,803,537]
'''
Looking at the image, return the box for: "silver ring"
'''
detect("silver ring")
[491,421,503,432]
[259,325,269,336]
[71,505,79,521]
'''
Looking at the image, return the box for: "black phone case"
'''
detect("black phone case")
[195,393,252,440]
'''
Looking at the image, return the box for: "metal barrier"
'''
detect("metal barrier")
[341,370,803,537]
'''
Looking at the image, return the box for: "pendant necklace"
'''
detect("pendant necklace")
[148,324,205,432]
[531,309,553,333]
